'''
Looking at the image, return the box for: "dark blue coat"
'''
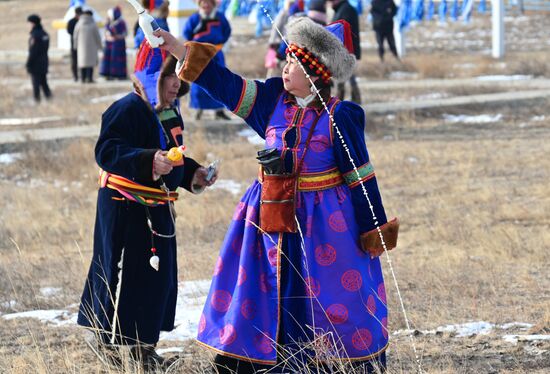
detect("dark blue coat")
[332,0,361,60]
[27,25,49,75]
[77,93,200,345]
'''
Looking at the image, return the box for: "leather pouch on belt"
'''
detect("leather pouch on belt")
[259,173,297,233]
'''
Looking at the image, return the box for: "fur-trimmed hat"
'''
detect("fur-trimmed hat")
[286,17,356,83]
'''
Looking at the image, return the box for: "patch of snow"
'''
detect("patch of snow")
[16,178,48,188]
[90,93,127,104]
[499,322,532,330]
[238,129,264,145]
[40,287,62,298]
[413,92,448,101]
[531,115,545,122]
[210,179,242,195]
[388,71,419,80]
[435,321,494,337]
[0,116,63,126]
[0,153,23,164]
[15,178,83,190]
[156,347,184,355]
[159,280,210,342]
[407,156,419,164]
[3,309,77,326]
[475,75,533,81]
[1,300,17,309]
[443,114,503,124]
[394,321,534,338]
[503,334,550,345]
[1,279,211,340]
[454,63,476,69]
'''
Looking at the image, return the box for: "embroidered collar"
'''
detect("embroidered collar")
[284,92,332,114]
[296,93,316,108]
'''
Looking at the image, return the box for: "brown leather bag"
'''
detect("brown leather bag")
[259,113,323,233]
[259,172,298,232]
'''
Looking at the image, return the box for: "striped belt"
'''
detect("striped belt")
[258,168,343,192]
[99,169,178,207]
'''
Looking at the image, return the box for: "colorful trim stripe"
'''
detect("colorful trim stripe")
[298,170,343,191]
[157,109,178,122]
[233,79,257,119]
[99,169,178,207]
[258,168,344,192]
[343,163,375,188]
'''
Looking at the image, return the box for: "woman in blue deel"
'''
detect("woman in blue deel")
[183,0,232,120]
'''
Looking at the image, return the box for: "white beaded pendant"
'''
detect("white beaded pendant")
[149,255,160,271]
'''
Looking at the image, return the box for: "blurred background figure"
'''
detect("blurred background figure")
[26,14,52,103]
[73,10,102,83]
[307,0,328,25]
[67,6,83,82]
[265,0,305,78]
[370,0,399,61]
[254,0,277,37]
[134,0,170,49]
[100,6,128,80]
[183,0,232,120]
[328,0,362,104]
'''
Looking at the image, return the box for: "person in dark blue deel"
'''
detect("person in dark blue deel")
[26,14,52,102]
[183,0,232,120]
[77,43,218,371]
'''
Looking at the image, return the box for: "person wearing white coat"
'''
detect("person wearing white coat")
[73,10,102,83]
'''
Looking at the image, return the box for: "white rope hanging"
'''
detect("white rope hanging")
[256,2,422,371]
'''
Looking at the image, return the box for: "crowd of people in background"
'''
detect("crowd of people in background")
[27,0,399,105]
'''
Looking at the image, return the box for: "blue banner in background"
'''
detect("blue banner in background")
[69,0,85,7]
[450,0,459,21]
[413,0,425,21]
[398,0,413,30]
[478,0,487,13]
[461,0,474,22]
[427,0,435,20]
[438,0,447,22]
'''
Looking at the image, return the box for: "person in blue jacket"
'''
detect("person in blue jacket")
[183,0,232,120]
[77,45,217,371]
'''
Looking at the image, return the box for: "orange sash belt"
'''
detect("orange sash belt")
[99,169,178,207]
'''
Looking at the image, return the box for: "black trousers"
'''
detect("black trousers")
[31,72,52,102]
[213,352,387,374]
[70,49,78,81]
[81,67,94,83]
[337,74,361,104]
[375,29,398,61]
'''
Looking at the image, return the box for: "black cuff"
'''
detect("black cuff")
[181,157,201,192]
[135,149,158,183]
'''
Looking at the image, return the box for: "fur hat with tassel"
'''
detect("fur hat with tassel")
[285,17,356,83]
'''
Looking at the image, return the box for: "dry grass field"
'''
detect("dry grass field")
[0,1,549,373]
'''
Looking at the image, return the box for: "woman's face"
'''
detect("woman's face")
[199,0,215,14]
[282,54,318,98]
[161,73,181,106]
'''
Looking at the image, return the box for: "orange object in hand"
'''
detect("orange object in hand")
[167,145,186,162]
